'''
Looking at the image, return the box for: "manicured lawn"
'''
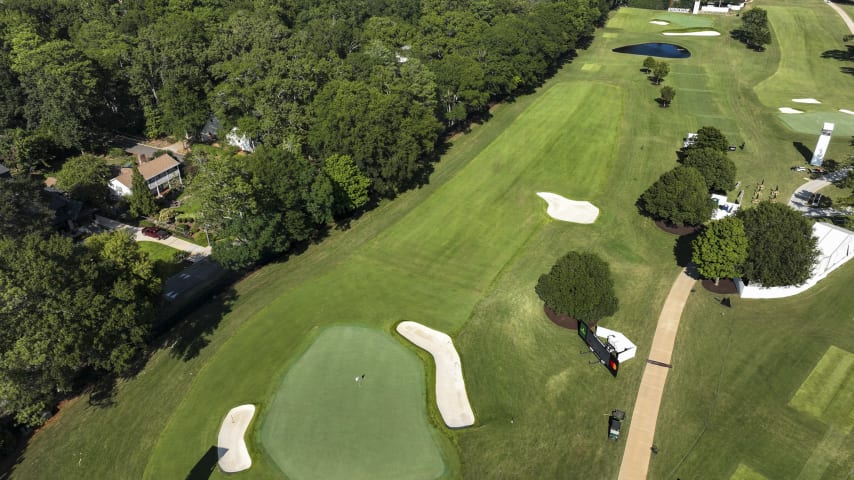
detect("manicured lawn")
[650,265,854,480]
[11,3,854,480]
[137,241,187,280]
[777,111,854,136]
[261,326,446,480]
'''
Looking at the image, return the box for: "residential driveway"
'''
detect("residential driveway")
[135,234,211,262]
[94,215,212,261]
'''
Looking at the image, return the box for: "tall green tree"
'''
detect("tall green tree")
[735,7,771,50]
[692,216,748,283]
[640,166,715,226]
[0,231,159,425]
[682,147,736,192]
[660,85,676,107]
[535,251,619,323]
[323,154,372,216]
[652,61,670,85]
[0,175,52,239]
[55,154,111,207]
[8,29,98,148]
[689,126,729,152]
[737,202,819,287]
[128,165,159,217]
[129,11,210,138]
[643,56,657,73]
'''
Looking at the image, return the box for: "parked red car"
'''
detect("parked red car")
[141,226,171,240]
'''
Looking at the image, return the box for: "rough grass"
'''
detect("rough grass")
[260,326,446,480]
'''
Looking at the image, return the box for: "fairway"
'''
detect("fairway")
[260,326,445,480]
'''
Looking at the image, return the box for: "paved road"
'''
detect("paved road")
[787,171,854,217]
[828,1,854,35]
[617,267,697,480]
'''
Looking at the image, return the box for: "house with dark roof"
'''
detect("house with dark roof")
[0,163,9,178]
[109,154,183,197]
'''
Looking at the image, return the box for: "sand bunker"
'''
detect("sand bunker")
[779,107,804,114]
[793,98,821,104]
[396,321,475,428]
[840,109,854,115]
[218,404,256,473]
[650,20,669,25]
[663,30,720,36]
[536,192,599,224]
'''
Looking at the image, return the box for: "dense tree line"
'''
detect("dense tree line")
[0,0,609,196]
[0,179,160,425]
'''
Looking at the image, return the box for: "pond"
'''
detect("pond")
[612,43,691,59]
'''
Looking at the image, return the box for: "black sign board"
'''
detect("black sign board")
[577,320,619,377]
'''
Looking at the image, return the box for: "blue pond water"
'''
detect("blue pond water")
[612,43,691,59]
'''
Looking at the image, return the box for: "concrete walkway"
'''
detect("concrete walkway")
[828,1,854,35]
[617,267,696,480]
[94,215,211,262]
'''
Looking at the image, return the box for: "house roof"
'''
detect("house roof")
[111,154,180,190]
[0,164,9,176]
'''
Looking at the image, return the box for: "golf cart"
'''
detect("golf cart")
[608,409,626,441]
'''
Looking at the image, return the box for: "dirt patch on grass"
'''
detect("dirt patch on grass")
[701,278,738,294]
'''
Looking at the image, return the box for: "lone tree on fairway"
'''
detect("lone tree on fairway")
[682,147,736,192]
[643,56,657,73]
[535,251,619,324]
[692,216,748,284]
[652,61,670,85]
[734,7,771,51]
[688,126,729,152]
[640,166,715,226]
[660,86,676,107]
[128,165,159,217]
[737,202,819,287]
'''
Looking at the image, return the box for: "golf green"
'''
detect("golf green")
[260,326,446,480]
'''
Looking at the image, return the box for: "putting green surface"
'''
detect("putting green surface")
[260,326,445,480]
[777,111,854,136]
[652,13,713,29]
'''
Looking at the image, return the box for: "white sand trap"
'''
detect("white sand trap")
[396,321,475,428]
[793,98,821,104]
[217,404,256,473]
[536,192,599,224]
[840,109,854,115]
[663,31,721,36]
[650,20,669,25]
[779,107,804,114]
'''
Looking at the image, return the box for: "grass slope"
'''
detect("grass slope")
[261,326,445,480]
[11,3,854,480]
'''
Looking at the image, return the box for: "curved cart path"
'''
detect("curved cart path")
[617,267,696,480]
[828,1,854,35]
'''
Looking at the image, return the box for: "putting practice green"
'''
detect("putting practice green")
[777,111,854,136]
[260,326,446,480]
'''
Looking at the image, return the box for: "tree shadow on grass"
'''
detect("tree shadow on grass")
[673,229,701,268]
[186,446,219,480]
[793,142,813,163]
[163,288,237,361]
